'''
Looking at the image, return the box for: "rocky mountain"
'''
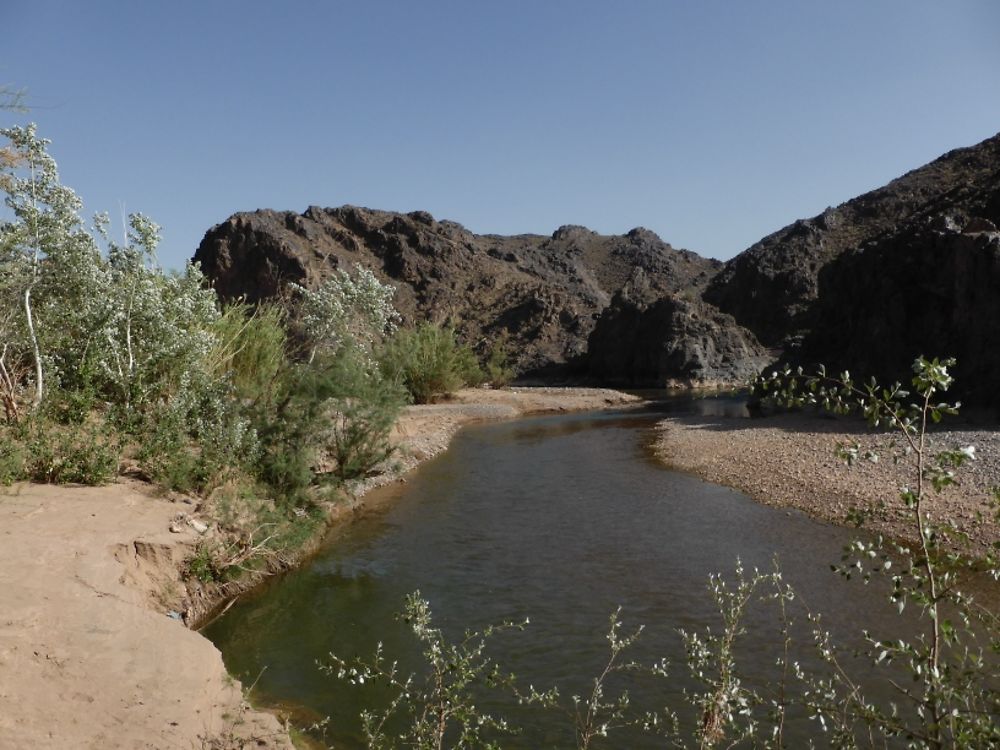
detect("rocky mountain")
[194,130,1000,402]
[705,132,1000,348]
[193,205,762,383]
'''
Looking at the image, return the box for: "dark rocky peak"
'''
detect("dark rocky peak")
[625,226,664,245]
[705,130,1000,347]
[587,290,770,388]
[407,209,436,225]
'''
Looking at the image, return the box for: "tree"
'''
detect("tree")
[0,123,92,409]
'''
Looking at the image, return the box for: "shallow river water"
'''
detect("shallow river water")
[204,400,927,747]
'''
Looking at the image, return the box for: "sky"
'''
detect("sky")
[3,1,999,268]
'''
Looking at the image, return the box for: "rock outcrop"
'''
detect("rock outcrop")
[194,206,736,380]
[705,132,1000,348]
[798,213,1000,409]
[587,291,770,387]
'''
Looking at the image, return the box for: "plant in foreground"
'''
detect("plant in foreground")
[322,594,679,750]
[753,356,1000,747]
[320,591,532,749]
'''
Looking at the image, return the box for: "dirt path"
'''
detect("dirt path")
[653,412,1000,554]
[0,387,639,750]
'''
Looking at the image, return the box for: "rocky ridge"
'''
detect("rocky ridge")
[194,130,1000,401]
[704,132,1000,348]
[194,206,764,385]
[798,213,1000,408]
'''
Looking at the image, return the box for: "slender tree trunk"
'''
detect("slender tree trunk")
[24,285,42,409]
[26,154,43,410]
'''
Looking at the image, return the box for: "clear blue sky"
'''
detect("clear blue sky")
[3,1,999,268]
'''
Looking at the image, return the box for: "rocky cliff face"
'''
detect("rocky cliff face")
[587,292,770,387]
[194,205,730,379]
[705,133,1000,348]
[798,212,1000,408]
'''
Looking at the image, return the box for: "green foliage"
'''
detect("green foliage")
[255,345,405,503]
[750,356,1000,747]
[323,351,405,481]
[381,323,484,404]
[207,303,287,404]
[482,332,515,388]
[0,125,421,594]
[563,608,671,749]
[292,267,399,361]
[8,415,120,485]
[186,542,226,584]
[321,592,531,749]
[0,434,26,485]
[132,373,259,494]
[324,594,675,750]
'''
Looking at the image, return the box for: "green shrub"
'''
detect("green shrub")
[324,355,403,481]
[207,302,287,405]
[18,417,120,484]
[134,377,258,495]
[380,323,484,404]
[483,331,515,387]
[185,542,225,583]
[0,432,26,484]
[255,345,405,502]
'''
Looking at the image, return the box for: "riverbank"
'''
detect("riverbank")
[654,411,1000,554]
[0,386,639,750]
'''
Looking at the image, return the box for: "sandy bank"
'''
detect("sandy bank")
[0,387,639,750]
[654,412,1000,554]
[0,482,293,750]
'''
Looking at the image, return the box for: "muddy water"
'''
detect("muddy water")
[205,402,924,746]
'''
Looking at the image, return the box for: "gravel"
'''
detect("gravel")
[654,412,1000,554]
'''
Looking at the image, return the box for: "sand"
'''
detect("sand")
[0,387,639,750]
[0,482,293,750]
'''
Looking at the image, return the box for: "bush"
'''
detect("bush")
[292,267,399,361]
[0,433,26,484]
[255,345,406,502]
[482,331,515,387]
[14,416,120,485]
[133,374,258,494]
[380,323,484,404]
[206,302,287,405]
[323,349,405,481]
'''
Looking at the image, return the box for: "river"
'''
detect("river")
[204,399,926,747]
